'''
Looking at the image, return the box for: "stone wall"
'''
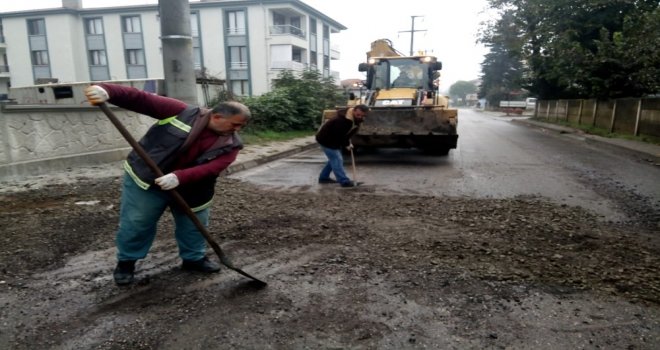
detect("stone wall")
[0,105,153,180]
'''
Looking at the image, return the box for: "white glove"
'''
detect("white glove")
[346,143,354,151]
[155,173,179,190]
[84,85,109,105]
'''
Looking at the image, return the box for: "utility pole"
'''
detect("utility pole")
[398,16,426,56]
[159,0,197,105]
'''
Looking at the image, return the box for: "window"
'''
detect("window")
[231,80,249,96]
[85,18,103,35]
[31,50,49,65]
[291,17,301,30]
[191,12,202,70]
[193,47,201,69]
[89,50,107,66]
[125,49,144,65]
[123,16,141,33]
[229,46,247,69]
[290,17,303,37]
[27,18,46,36]
[273,13,285,26]
[310,53,317,67]
[310,18,317,35]
[323,24,329,39]
[190,12,199,37]
[227,11,245,35]
[292,47,302,63]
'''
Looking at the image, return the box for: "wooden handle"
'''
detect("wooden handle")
[98,103,266,286]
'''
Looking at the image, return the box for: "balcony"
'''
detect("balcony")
[271,61,306,72]
[330,45,340,60]
[226,27,246,35]
[331,70,341,83]
[269,25,305,39]
[230,61,248,70]
[0,35,6,49]
[0,65,8,78]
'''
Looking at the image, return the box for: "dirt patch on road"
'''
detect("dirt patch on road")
[1,177,659,349]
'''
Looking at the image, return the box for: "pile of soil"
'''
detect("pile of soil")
[0,177,658,349]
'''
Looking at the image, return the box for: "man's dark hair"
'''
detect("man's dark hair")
[212,101,251,120]
[354,104,370,113]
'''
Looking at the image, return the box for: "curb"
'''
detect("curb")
[512,118,660,164]
[225,141,318,175]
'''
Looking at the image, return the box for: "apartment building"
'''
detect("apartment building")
[0,0,345,98]
[0,19,8,99]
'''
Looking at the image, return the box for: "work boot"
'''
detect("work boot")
[113,260,136,286]
[182,256,221,273]
[340,181,363,188]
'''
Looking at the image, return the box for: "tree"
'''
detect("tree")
[449,80,478,105]
[480,0,660,99]
[240,69,343,131]
[477,10,525,106]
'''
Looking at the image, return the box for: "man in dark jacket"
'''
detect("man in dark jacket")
[315,104,369,187]
[84,84,250,285]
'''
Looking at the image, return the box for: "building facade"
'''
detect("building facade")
[0,0,345,98]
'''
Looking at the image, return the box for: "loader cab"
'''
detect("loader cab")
[359,57,442,91]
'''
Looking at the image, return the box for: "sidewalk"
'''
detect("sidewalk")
[226,136,317,174]
[512,118,660,164]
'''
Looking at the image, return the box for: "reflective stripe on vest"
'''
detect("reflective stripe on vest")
[190,197,214,212]
[158,115,192,133]
[123,160,151,190]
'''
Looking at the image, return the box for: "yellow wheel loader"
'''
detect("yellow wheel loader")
[324,39,458,155]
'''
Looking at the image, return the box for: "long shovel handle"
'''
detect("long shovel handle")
[98,103,266,286]
[349,148,357,183]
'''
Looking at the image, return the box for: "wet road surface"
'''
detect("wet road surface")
[231,108,660,221]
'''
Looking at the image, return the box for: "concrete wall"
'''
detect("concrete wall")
[0,104,153,180]
[537,98,660,138]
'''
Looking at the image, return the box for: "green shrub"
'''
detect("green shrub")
[207,69,344,132]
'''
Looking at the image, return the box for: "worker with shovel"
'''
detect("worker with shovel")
[316,104,369,187]
[84,84,250,285]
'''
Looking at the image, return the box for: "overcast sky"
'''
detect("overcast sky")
[1,0,492,90]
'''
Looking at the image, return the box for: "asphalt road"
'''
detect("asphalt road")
[231,108,660,223]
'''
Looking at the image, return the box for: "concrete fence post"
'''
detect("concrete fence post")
[577,99,584,125]
[609,99,618,133]
[554,100,559,121]
[545,101,550,119]
[565,100,570,121]
[634,98,643,136]
[592,100,598,127]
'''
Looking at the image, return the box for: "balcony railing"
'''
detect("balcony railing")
[230,61,248,69]
[270,61,306,71]
[330,46,340,60]
[226,27,246,35]
[0,35,5,43]
[269,25,305,39]
[0,65,10,73]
